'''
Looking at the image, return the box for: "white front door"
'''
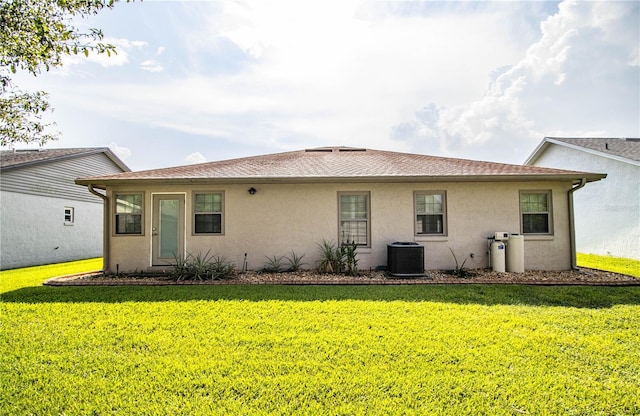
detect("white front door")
[152,194,185,266]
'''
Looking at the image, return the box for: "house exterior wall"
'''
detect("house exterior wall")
[531,145,639,260]
[0,192,103,269]
[105,180,574,273]
[0,152,126,269]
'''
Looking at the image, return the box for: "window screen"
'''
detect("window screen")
[415,192,446,235]
[115,194,143,235]
[339,193,369,246]
[520,191,551,234]
[194,193,223,234]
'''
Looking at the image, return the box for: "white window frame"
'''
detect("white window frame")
[64,207,74,225]
[114,192,144,236]
[192,191,224,235]
[338,191,370,247]
[414,191,447,236]
[520,190,553,235]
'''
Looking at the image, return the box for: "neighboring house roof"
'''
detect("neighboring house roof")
[77,146,605,188]
[0,147,130,172]
[525,137,640,166]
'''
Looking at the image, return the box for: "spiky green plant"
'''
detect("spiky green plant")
[284,251,306,272]
[317,240,338,273]
[263,255,285,273]
[342,241,359,276]
[448,247,469,278]
[209,256,235,280]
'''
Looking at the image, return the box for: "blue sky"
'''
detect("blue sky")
[10,0,640,171]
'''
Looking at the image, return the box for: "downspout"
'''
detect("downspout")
[568,178,587,270]
[88,185,110,274]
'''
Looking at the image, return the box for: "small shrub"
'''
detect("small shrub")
[284,251,306,272]
[171,251,235,280]
[448,247,469,278]
[263,255,285,273]
[209,256,235,280]
[317,240,341,273]
[316,240,358,275]
[187,250,215,280]
[171,252,191,281]
[342,241,359,276]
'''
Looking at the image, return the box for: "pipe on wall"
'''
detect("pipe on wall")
[88,185,110,274]
[567,178,587,270]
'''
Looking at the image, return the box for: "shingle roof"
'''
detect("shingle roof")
[527,137,640,164]
[0,148,130,172]
[76,146,605,187]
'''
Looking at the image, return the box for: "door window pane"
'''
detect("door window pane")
[159,199,179,258]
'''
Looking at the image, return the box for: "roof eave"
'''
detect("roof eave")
[526,137,640,166]
[76,173,607,188]
[1,148,131,172]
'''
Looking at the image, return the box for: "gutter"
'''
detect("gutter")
[567,178,587,270]
[88,184,110,274]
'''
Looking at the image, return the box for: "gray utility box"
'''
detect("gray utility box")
[387,242,425,277]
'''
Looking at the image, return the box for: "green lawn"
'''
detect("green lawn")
[1,260,639,415]
[578,252,640,278]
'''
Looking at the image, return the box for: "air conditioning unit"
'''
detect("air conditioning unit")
[494,232,509,241]
[387,242,424,277]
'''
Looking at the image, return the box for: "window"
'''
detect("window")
[520,191,552,234]
[64,207,74,224]
[338,192,370,246]
[415,192,446,235]
[193,192,223,234]
[115,193,143,235]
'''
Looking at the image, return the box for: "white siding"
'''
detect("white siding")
[0,153,120,203]
[532,145,639,260]
[0,192,103,269]
[0,152,126,269]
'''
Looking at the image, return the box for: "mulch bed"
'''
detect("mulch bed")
[44,268,640,286]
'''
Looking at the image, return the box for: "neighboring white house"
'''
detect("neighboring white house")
[0,148,130,270]
[525,137,639,260]
[75,146,605,274]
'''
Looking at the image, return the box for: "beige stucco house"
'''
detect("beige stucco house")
[75,147,605,274]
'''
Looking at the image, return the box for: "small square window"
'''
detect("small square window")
[520,191,552,234]
[115,193,143,235]
[64,207,74,224]
[415,192,446,235]
[193,192,224,234]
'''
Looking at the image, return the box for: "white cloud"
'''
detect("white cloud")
[27,0,638,169]
[108,142,132,160]
[140,60,163,73]
[54,37,149,74]
[57,0,526,154]
[184,152,207,164]
[394,0,640,162]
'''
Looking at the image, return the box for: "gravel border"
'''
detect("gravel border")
[44,268,640,286]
